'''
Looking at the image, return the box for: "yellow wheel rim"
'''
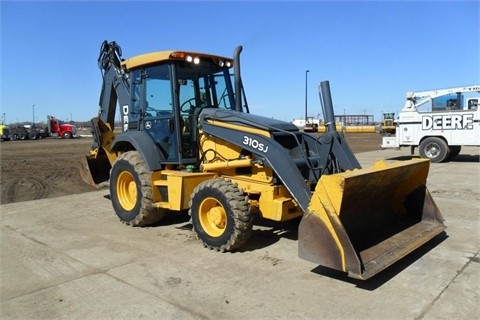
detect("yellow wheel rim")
[116,171,137,211]
[198,197,227,237]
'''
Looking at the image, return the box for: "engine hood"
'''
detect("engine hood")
[199,108,298,133]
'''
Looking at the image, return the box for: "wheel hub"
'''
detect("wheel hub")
[117,171,137,211]
[208,207,226,229]
[199,198,227,237]
[426,144,439,157]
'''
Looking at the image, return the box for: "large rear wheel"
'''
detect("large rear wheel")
[110,151,166,226]
[189,179,252,252]
[419,137,450,163]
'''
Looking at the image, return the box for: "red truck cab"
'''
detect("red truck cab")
[47,116,77,138]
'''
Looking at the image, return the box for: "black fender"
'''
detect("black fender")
[111,131,166,171]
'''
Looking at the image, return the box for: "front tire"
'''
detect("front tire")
[189,179,252,252]
[419,137,450,163]
[110,151,166,226]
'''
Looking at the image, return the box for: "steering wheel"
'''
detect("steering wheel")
[145,106,158,114]
[180,98,196,113]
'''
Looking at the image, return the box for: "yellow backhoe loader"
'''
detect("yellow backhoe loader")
[81,41,445,280]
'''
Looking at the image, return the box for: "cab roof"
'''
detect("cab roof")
[121,50,233,70]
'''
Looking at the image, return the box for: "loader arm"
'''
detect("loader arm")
[198,81,363,212]
[199,111,312,212]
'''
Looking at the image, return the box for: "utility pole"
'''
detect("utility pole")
[304,70,309,124]
[32,104,36,128]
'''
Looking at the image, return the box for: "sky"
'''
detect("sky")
[1,0,479,125]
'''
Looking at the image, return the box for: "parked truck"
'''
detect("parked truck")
[381,85,480,162]
[46,115,77,138]
[8,116,77,140]
[10,125,31,140]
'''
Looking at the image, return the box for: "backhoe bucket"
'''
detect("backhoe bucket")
[298,158,445,280]
[80,154,111,187]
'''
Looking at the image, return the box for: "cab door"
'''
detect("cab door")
[142,64,178,161]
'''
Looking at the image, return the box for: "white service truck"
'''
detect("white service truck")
[381,85,480,162]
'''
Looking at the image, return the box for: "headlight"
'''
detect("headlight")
[186,55,200,64]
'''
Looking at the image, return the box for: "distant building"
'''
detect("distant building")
[334,114,374,126]
[292,114,374,127]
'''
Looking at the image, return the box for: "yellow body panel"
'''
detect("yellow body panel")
[197,130,302,221]
[122,51,176,70]
[230,178,303,221]
[200,134,244,163]
[152,170,217,211]
[199,128,274,184]
[151,170,302,222]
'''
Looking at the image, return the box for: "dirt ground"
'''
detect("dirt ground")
[0,133,382,205]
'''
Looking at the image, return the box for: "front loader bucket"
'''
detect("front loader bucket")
[80,154,111,187]
[298,158,445,280]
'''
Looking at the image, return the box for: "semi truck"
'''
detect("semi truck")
[46,115,77,138]
[381,85,480,162]
[10,116,77,140]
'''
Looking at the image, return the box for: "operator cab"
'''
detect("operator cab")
[125,51,249,165]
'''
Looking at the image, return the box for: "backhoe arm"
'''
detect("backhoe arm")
[81,41,132,186]
[97,41,131,130]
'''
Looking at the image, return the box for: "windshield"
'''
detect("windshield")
[176,62,235,112]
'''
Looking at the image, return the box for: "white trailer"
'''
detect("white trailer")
[381,85,480,162]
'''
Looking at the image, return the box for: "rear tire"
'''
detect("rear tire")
[110,151,166,226]
[189,179,252,252]
[448,146,461,160]
[419,137,449,163]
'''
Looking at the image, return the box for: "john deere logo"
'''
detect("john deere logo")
[422,114,474,130]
